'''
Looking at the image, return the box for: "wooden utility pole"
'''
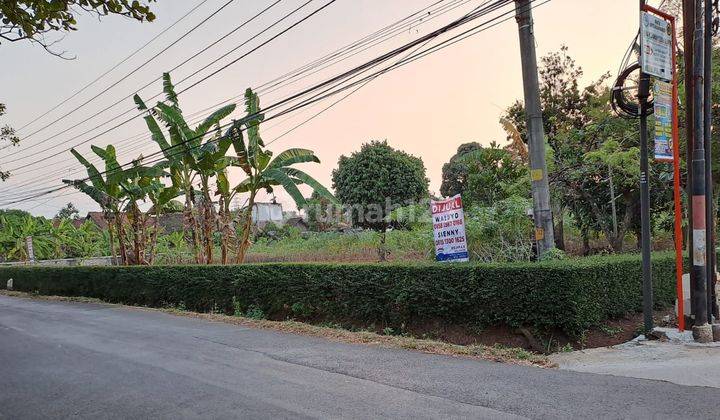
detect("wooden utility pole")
[514,0,555,258]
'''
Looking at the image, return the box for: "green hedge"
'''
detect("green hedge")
[0,253,679,335]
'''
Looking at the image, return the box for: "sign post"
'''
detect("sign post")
[26,236,35,264]
[431,195,469,263]
[642,4,685,332]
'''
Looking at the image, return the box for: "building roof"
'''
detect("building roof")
[81,211,185,233]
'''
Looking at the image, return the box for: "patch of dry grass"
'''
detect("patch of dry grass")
[0,289,552,368]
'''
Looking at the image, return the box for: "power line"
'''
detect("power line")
[1,0,323,167]
[20,1,512,193]
[4,0,524,207]
[1,0,467,180]
[3,0,517,207]
[16,0,238,144]
[14,0,212,134]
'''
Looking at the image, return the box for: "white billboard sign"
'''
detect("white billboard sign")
[431,195,469,262]
[640,11,673,81]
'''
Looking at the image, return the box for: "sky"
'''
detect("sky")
[0,0,652,217]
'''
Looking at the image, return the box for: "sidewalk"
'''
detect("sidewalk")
[550,328,720,388]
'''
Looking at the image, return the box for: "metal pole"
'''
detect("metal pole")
[684,0,697,317]
[609,164,619,238]
[638,0,654,333]
[514,0,555,258]
[638,74,654,333]
[704,0,718,322]
[691,0,712,341]
[670,14,686,332]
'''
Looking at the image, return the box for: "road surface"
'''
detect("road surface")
[1,295,719,419]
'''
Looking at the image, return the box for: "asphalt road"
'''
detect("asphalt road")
[2,296,720,419]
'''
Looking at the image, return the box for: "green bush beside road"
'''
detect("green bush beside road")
[0,253,678,335]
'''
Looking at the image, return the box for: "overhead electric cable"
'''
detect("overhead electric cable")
[3,0,534,207]
[1,0,323,166]
[15,0,212,134]
[2,0,465,174]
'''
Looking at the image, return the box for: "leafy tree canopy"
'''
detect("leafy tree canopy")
[1,0,157,57]
[439,142,481,197]
[462,141,529,208]
[332,140,429,230]
[0,102,19,180]
[56,202,80,220]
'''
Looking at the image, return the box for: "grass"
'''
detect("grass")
[247,229,434,262]
[0,289,552,368]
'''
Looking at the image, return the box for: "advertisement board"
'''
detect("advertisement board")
[430,194,469,262]
[640,11,673,81]
[653,80,673,161]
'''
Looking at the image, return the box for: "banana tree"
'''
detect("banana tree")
[119,159,171,265]
[135,73,236,264]
[63,145,126,264]
[64,146,168,265]
[145,178,180,265]
[0,215,56,262]
[227,88,337,263]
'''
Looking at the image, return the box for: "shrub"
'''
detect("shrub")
[0,253,678,335]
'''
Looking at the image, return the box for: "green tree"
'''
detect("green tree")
[228,89,336,263]
[501,46,675,253]
[55,202,80,220]
[0,213,56,261]
[1,0,156,57]
[332,140,429,260]
[64,145,167,264]
[0,102,19,180]
[304,190,343,232]
[439,142,481,197]
[504,46,602,250]
[462,141,529,207]
[135,73,235,264]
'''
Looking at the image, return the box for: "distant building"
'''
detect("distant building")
[252,202,284,227]
[77,212,185,234]
[284,216,309,231]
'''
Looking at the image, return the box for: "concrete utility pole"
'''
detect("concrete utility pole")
[683,0,696,318]
[514,0,555,257]
[691,0,712,342]
[703,0,718,321]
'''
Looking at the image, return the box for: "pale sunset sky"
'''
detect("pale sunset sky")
[0,0,653,217]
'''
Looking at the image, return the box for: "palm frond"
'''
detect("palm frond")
[162,73,179,107]
[263,168,306,207]
[69,148,106,190]
[282,167,338,204]
[268,148,320,169]
[194,104,236,138]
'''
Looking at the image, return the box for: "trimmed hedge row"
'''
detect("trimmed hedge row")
[0,253,678,335]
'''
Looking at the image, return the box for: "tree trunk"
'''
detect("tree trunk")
[582,228,591,256]
[201,184,214,265]
[114,215,129,265]
[184,190,203,264]
[235,193,256,264]
[147,208,161,265]
[107,220,117,266]
[378,227,388,262]
[129,203,145,265]
[219,202,233,265]
[554,215,565,251]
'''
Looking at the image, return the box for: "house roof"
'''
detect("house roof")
[81,211,185,233]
